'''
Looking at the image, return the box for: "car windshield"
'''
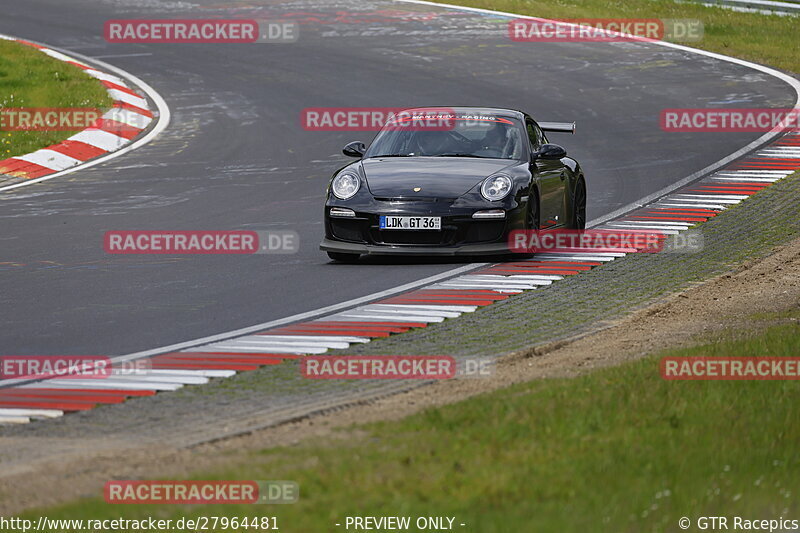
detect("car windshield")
[365,113,525,160]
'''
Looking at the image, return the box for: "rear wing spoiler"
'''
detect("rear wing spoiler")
[539,121,576,134]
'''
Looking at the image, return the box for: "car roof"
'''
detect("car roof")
[399,107,526,120]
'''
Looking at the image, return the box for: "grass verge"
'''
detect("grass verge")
[0,39,112,159]
[443,0,800,75]
[25,321,800,531]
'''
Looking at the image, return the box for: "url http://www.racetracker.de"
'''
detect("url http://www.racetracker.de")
[0,515,282,532]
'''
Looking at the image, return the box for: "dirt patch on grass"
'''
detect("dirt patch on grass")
[1,237,799,515]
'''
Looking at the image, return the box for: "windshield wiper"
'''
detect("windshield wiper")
[369,154,413,158]
[433,153,491,158]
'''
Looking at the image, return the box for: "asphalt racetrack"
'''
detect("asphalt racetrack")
[0,0,795,356]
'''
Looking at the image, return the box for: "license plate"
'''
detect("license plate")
[379,216,441,230]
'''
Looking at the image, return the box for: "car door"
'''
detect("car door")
[527,119,567,228]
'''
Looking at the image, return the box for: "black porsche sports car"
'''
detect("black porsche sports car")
[320,107,586,262]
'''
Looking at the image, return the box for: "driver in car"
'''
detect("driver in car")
[474,123,509,158]
[413,130,454,156]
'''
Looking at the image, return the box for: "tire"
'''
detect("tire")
[569,179,586,230]
[327,251,360,263]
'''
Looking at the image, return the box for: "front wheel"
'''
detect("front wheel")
[327,251,360,263]
[569,179,586,230]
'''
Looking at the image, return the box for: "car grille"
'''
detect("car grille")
[463,221,505,243]
[372,197,456,203]
[330,219,366,242]
[371,229,454,246]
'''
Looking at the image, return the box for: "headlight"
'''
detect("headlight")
[480,175,512,201]
[331,172,360,200]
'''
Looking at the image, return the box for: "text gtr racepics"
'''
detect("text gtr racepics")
[320,107,586,262]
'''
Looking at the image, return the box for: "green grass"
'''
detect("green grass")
[26,323,800,532]
[0,39,112,159]
[447,0,800,75]
[750,308,800,321]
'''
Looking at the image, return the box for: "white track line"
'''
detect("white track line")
[99,374,208,385]
[332,313,447,322]
[423,285,521,293]
[17,150,82,170]
[608,220,693,227]
[254,335,371,343]
[531,255,617,262]
[673,194,751,200]
[84,68,126,85]
[135,369,236,378]
[670,196,745,204]
[711,177,781,182]
[534,252,624,259]
[610,222,693,229]
[366,304,478,313]
[34,379,181,391]
[110,369,221,379]
[492,274,564,281]
[720,170,792,173]
[460,274,555,284]
[0,408,64,418]
[219,336,354,347]
[441,282,547,288]
[357,306,462,317]
[68,129,128,151]
[601,225,680,234]
[654,203,729,209]
[184,344,329,354]
[445,276,550,284]
[715,171,790,177]
[0,415,30,424]
[106,89,148,108]
[223,341,351,350]
[607,222,690,229]
[40,48,88,65]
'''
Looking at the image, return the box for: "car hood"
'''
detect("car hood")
[361,157,517,198]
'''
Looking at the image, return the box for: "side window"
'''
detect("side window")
[534,122,548,145]
[526,120,539,151]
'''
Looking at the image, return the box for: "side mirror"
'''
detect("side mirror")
[343,141,366,158]
[534,143,567,160]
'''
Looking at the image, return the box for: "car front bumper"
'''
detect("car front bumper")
[319,237,512,256]
[321,194,527,257]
